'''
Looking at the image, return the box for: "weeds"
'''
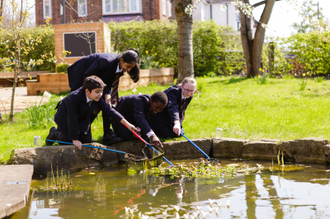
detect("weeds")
[256,74,269,85]
[314,76,324,83]
[299,79,307,90]
[41,164,72,192]
[23,91,56,128]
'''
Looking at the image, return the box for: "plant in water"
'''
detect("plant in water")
[45,164,72,192]
[23,91,56,128]
[149,159,264,180]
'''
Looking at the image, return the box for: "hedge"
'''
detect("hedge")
[0,27,55,72]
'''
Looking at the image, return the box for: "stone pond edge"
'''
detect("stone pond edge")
[9,137,330,175]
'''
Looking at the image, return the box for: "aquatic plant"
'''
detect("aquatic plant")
[34,164,72,192]
[148,159,263,180]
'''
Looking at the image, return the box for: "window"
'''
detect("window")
[162,0,166,15]
[167,0,172,17]
[103,0,140,14]
[43,0,52,19]
[78,0,87,17]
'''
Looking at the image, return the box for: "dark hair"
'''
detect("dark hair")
[119,48,140,83]
[150,91,168,106]
[83,75,106,92]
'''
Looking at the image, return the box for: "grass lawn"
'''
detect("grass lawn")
[1,76,330,163]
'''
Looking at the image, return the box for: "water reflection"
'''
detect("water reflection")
[7,161,330,219]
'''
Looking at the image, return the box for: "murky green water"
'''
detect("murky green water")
[8,160,330,219]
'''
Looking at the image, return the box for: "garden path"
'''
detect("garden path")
[0,87,50,114]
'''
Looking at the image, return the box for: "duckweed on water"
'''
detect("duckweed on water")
[148,159,264,179]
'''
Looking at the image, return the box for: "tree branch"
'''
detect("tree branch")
[252,0,281,8]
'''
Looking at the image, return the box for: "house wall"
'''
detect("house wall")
[193,1,240,31]
[36,0,172,26]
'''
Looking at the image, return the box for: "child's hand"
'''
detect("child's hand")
[150,134,163,148]
[173,121,181,136]
[72,140,82,150]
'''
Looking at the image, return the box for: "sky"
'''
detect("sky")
[250,0,330,38]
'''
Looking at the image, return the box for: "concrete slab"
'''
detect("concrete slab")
[0,164,33,218]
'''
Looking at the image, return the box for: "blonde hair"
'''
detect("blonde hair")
[180,77,197,86]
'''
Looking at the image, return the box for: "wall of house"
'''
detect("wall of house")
[36,0,172,26]
[36,0,103,26]
[193,2,240,31]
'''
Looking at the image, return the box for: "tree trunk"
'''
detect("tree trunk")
[0,0,3,18]
[10,0,24,122]
[240,0,275,77]
[175,0,194,84]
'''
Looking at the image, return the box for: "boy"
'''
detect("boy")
[150,77,197,138]
[112,91,168,147]
[46,75,139,150]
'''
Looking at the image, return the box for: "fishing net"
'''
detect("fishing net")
[142,144,164,168]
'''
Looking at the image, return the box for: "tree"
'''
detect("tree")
[0,0,54,121]
[174,0,196,83]
[238,0,277,78]
[292,0,328,33]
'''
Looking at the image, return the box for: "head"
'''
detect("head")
[149,91,168,114]
[179,77,197,99]
[83,75,106,101]
[118,48,140,83]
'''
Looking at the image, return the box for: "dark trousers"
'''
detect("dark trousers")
[112,120,133,141]
[54,127,91,143]
[153,124,183,138]
[90,94,112,136]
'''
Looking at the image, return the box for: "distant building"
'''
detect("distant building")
[35,0,173,25]
[193,0,240,31]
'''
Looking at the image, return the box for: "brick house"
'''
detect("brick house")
[36,0,173,25]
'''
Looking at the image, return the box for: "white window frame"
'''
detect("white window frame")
[167,0,171,17]
[43,0,52,19]
[162,0,166,16]
[102,0,141,15]
[78,0,87,17]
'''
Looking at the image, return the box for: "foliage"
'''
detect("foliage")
[149,159,263,180]
[0,26,55,72]
[34,165,72,192]
[108,20,244,76]
[56,62,70,73]
[140,51,160,69]
[256,74,269,85]
[3,77,330,164]
[299,79,308,91]
[291,0,329,33]
[262,31,330,76]
[23,91,57,129]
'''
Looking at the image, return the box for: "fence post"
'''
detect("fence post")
[268,42,274,76]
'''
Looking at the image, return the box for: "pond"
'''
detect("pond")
[7,159,330,219]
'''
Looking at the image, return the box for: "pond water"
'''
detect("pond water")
[7,160,330,219]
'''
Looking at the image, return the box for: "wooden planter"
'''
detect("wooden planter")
[119,67,175,91]
[26,67,175,95]
[26,73,70,95]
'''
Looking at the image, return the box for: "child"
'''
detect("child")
[67,49,140,144]
[150,77,197,138]
[112,91,168,148]
[46,75,139,150]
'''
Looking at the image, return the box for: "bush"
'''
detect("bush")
[56,63,70,73]
[0,26,55,72]
[263,31,330,76]
[108,20,244,77]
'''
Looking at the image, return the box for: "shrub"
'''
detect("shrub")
[56,63,70,73]
[0,26,55,72]
[108,20,244,77]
